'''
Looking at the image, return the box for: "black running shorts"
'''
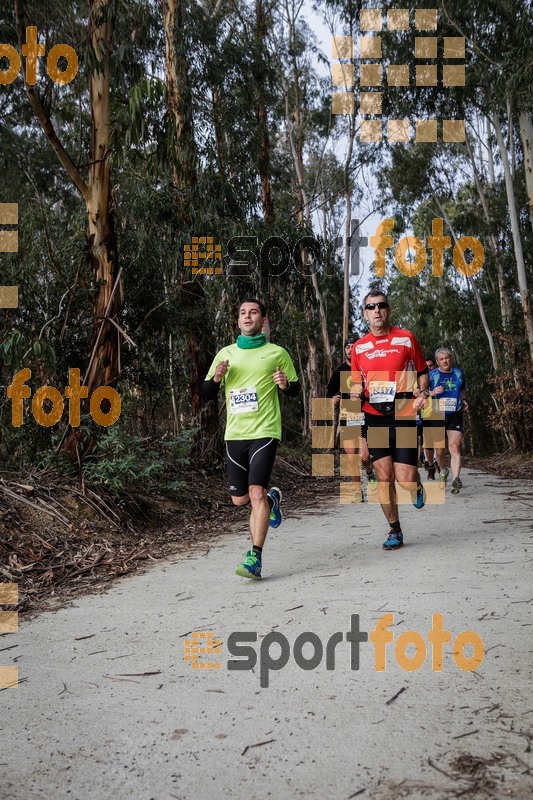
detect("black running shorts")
[365,414,418,467]
[424,410,464,433]
[225,438,278,497]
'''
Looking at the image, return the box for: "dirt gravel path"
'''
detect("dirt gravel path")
[1,468,532,799]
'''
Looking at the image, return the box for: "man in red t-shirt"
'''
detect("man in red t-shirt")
[352,291,430,550]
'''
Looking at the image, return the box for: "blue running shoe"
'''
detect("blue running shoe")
[235,550,262,580]
[383,530,404,550]
[413,482,425,509]
[267,487,283,528]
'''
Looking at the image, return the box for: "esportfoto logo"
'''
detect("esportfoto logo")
[185,614,484,688]
[184,217,483,280]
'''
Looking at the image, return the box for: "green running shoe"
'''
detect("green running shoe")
[451,477,461,494]
[439,466,450,487]
[235,550,262,580]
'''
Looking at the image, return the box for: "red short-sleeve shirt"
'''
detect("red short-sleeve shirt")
[351,326,427,416]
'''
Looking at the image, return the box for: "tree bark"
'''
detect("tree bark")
[161,0,197,190]
[465,134,511,332]
[84,0,119,398]
[161,0,209,427]
[486,118,496,185]
[518,111,533,232]
[284,59,332,381]
[492,111,533,365]
[433,197,499,371]
[342,110,356,343]
[16,0,120,457]
[256,0,274,224]
[295,338,308,438]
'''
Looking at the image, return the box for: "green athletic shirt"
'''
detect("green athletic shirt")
[205,342,298,441]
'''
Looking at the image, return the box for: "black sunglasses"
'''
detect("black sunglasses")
[365,301,390,310]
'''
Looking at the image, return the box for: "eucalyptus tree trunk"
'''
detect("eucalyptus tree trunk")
[433,198,498,371]
[161,0,209,427]
[84,0,119,398]
[465,134,511,332]
[161,0,197,190]
[486,118,496,185]
[518,112,533,232]
[256,0,274,224]
[433,198,518,449]
[285,94,332,383]
[343,112,356,343]
[295,339,308,438]
[284,3,332,387]
[16,0,120,457]
[492,111,533,365]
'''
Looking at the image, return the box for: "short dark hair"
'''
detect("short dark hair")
[240,298,266,317]
[363,290,388,306]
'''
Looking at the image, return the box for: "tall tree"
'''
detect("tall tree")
[15,0,120,455]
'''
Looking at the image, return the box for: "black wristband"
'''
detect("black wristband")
[281,379,300,397]
[201,377,221,401]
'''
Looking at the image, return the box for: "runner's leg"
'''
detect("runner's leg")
[447,430,463,479]
[366,417,407,547]
[360,432,374,476]
[343,431,363,501]
[248,438,279,544]
[231,494,249,506]
[435,446,447,473]
[372,456,397,524]
[227,440,268,579]
[393,425,424,509]
[248,485,270,547]
[226,441,250,504]
[394,462,419,493]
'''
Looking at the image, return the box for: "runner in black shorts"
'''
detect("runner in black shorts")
[225,438,278,497]
[352,291,430,550]
[363,414,421,467]
[202,300,299,579]
[423,348,468,494]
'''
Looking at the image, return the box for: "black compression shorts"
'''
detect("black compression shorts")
[365,414,418,467]
[225,438,278,497]
[424,410,464,433]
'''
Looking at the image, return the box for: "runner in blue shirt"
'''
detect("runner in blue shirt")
[423,348,469,494]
